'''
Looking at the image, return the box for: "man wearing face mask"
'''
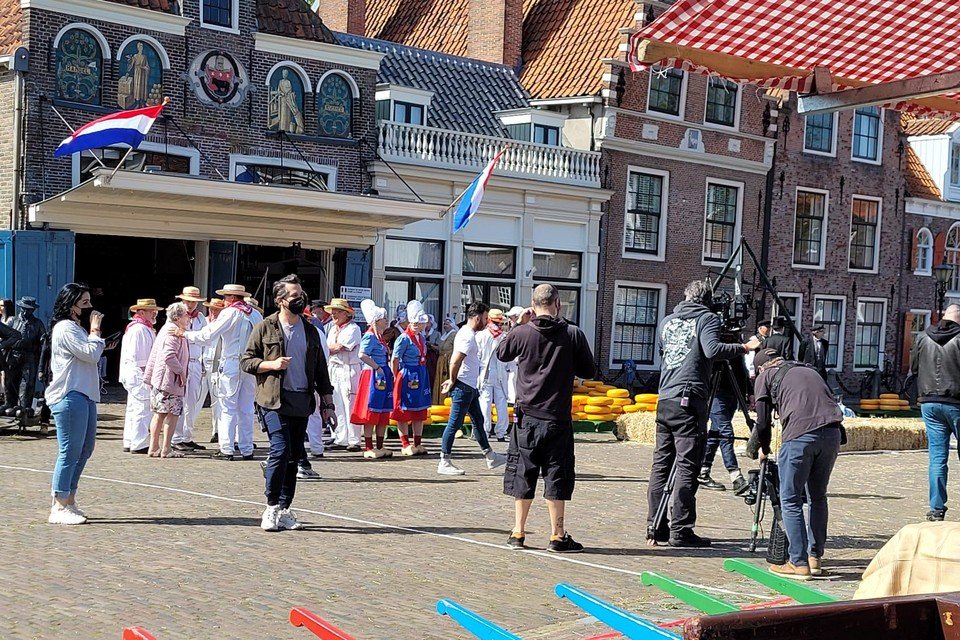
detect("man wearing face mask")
[3,297,45,418]
[120,298,161,453]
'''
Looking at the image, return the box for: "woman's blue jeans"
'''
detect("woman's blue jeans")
[50,390,98,499]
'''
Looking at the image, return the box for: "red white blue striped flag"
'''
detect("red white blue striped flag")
[54,103,166,158]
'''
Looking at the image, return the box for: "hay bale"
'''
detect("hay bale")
[616,412,926,453]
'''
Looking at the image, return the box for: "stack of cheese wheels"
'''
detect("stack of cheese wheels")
[606,388,630,419]
[633,393,659,412]
[572,394,590,421]
[429,402,451,423]
[583,395,616,421]
[859,395,911,412]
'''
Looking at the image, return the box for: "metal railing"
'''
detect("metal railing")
[376,121,602,187]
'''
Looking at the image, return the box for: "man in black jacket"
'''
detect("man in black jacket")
[764,317,794,361]
[497,284,595,553]
[911,304,960,522]
[646,280,761,547]
[798,326,829,380]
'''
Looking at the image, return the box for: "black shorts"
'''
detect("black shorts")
[503,414,575,501]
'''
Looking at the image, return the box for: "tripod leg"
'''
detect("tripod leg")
[650,456,678,541]
[750,459,767,552]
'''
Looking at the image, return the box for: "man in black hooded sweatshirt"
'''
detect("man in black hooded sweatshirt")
[646,280,761,547]
[911,303,960,522]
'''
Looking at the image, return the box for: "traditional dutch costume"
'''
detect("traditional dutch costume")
[391,301,433,455]
[350,300,394,458]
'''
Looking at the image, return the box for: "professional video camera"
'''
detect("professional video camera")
[709,289,753,334]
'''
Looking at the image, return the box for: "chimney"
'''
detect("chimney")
[318,0,366,35]
[468,0,523,68]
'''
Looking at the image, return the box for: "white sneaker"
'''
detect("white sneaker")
[485,450,507,470]
[260,505,281,531]
[67,504,87,518]
[277,508,304,530]
[48,505,87,525]
[296,466,320,480]
[437,458,465,476]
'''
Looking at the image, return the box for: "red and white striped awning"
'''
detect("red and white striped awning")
[629,0,960,115]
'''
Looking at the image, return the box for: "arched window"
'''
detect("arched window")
[947,223,960,291]
[266,63,310,134]
[915,227,933,275]
[116,38,168,109]
[55,26,108,105]
[316,72,354,138]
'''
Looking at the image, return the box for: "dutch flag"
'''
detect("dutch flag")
[54,102,166,158]
[452,149,505,234]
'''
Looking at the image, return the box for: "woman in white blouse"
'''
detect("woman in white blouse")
[45,283,105,525]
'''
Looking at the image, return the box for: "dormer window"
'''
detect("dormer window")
[497,108,567,146]
[201,0,238,32]
[376,84,433,127]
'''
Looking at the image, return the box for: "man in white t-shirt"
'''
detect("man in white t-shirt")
[438,302,508,476]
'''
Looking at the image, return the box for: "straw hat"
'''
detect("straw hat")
[175,286,206,303]
[324,298,355,314]
[215,283,252,298]
[505,306,526,318]
[488,308,505,324]
[203,298,226,310]
[130,298,162,312]
[244,296,263,313]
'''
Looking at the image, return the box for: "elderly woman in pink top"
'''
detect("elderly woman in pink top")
[145,301,191,458]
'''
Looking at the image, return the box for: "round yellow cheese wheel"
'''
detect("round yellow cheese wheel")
[423,416,433,425]
[610,398,631,406]
[443,397,453,407]
[878,403,903,410]
[586,397,613,406]
[583,405,607,414]
[607,388,630,398]
[635,393,659,403]
[596,384,615,392]
[859,403,879,410]
[389,419,398,426]
[639,403,658,412]
[622,404,641,412]
[573,412,589,420]
[572,395,589,403]
[572,386,590,394]
[879,393,900,400]
[582,380,602,387]
[592,413,617,421]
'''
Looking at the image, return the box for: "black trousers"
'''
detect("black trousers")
[5,353,38,409]
[646,398,709,538]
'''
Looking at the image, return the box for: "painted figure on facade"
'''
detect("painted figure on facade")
[269,68,306,134]
[118,41,163,109]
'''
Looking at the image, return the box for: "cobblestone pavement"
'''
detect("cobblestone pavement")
[0,403,941,639]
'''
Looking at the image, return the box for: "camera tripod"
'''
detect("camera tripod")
[647,358,754,543]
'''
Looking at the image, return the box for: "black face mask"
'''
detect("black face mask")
[287,297,306,315]
[75,306,93,322]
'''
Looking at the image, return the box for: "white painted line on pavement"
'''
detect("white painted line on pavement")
[1,463,774,600]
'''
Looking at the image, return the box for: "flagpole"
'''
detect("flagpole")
[48,102,109,169]
[106,147,135,180]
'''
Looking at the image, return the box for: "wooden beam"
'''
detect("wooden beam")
[799,68,960,115]
[633,37,960,115]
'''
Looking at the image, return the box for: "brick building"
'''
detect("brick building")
[0,0,440,327]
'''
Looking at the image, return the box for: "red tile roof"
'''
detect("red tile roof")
[902,116,956,137]
[905,146,942,200]
[0,0,22,55]
[257,0,337,43]
[364,0,638,99]
[104,0,172,11]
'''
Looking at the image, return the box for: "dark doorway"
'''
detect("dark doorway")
[235,244,329,312]
[74,234,197,382]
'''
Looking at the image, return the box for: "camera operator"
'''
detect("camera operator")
[646,280,761,548]
[749,348,842,580]
[698,355,749,493]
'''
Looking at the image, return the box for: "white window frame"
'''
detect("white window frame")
[791,186,830,270]
[622,165,669,262]
[646,66,687,121]
[853,297,888,372]
[200,0,240,34]
[947,222,960,295]
[376,83,434,126]
[950,141,960,188]
[609,280,667,371]
[71,141,201,186]
[228,154,338,191]
[847,194,883,274]
[802,111,839,157]
[910,308,932,345]
[813,295,847,372]
[701,177,744,266]
[851,106,884,165]
[915,227,933,276]
[702,76,742,132]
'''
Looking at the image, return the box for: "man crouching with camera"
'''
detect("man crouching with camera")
[749,348,842,580]
[646,280,761,548]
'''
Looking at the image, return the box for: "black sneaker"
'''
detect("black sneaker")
[131,447,149,455]
[698,474,726,491]
[209,434,218,443]
[732,476,749,495]
[172,443,192,452]
[669,530,712,548]
[185,441,207,450]
[507,533,525,550]
[345,445,362,452]
[242,454,255,461]
[927,508,947,522]
[211,451,234,461]
[122,447,130,453]
[547,534,584,553]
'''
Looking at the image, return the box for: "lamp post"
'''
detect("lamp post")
[934,263,955,318]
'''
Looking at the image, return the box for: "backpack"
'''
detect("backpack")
[767,361,813,411]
